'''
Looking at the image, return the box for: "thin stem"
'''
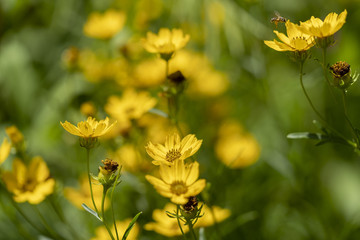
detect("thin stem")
[101,187,115,240]
[86,148,99,213]
[188,220,198,240]
[341,90,359,145]
[34,206,63,240]
[110,186,120,240]
[322,47,339,104]
[209,206,222,239]
[177,205,187,239]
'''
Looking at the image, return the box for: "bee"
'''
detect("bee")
[270,11,287,28]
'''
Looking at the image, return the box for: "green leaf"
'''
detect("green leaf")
[122,211,142,240]
[148,108,168,118]
[287,132,325,140]
[81,203,102,222]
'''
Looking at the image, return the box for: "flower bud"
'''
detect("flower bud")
[180,196,199,221]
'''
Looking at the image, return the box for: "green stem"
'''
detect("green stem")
[86,148,99,213]
[341,90,359,146]
[102,187,115,240]
[188,220,197,240]
[177,205,187,240]
[110,173,122,240]
[34,206,63,240]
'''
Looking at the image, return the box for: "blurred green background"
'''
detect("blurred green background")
[1,0,360,239]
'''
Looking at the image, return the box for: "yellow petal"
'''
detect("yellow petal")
[0,138,11,164]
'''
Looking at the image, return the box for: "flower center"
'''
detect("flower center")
[166,149,181,162]
[170,181,188,195]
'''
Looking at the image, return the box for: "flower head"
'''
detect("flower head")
[299,10,347,38]
[0,138,11,165]
[83,9,126,39]
[145,159,206,204]
[61,117,116,139]
[142,28,190,60]
[92,219,139,240]
[146,133,202,166]
[2,157,55,204]
[264,21,315,52]
[330,61,358,89]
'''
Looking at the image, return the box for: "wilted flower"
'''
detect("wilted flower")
[95,158,120,188]
[145,133,202,166]
[92,219,139,240]
[2,157,55,204]
[142,28,190,60]
[145,159,206,204]
[0,138,11,165]
[264,21,315,52]
[83,9,126,39]
[330,61,358,89]
[64,175,109,210]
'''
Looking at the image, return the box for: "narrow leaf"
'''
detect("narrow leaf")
[122,211,142,240]
[287,132,325,140]
[81,203,102,222]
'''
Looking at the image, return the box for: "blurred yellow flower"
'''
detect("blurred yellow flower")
[80,101,97,117]
[142,28,190,59]
[145,203,189,237]
[83,9,126,39]
[215,121,260,168]
[5,125,24,146]
[112,144,153,173]
[299,10,347,38]
[196,205,231,227]
[132,58,165,87]
[92,219,139,240]
[145,159,206,204]
[60,116,116,139]
[264,21,315,52]
[64,175,109,210]
[2,157,55,204]
[0,138,11,165]
[105,89,157,128]
[134,0,163,30]
[145,133,202,166]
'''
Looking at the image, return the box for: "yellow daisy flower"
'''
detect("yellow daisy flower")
[60,116,116,138]
[2,157,55,204]
[145,159,206,204]
[264,20,315,52]
[92,219,139,240]
[64,175,109,210]
[146,133,202,166]
[299,10,347,38]
[83,9,126,39]
[142,28,190,59]
[0,138,11,165]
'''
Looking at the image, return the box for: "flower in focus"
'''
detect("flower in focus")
[145,133,202,166]
[105,89,157,129]
[92,219,139,240]
[215,120,260,168]
[330,61,358,90]
[64,175,109,210]
[2,157,55,204]
[0,138,11,165]
[6,125,24,148]
[142,28,190,60]
[299,10,347,39]
[61,117,116,139]
[145,203,189,237]
[83,9,126,39]
[264,21,315,52]
[145,159,206,204]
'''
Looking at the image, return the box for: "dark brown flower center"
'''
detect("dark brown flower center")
[330,61,350,77]
[101,158,119,173]
[166,149,181,162]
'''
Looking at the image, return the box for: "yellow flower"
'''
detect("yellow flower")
[105,89,157,128]
[112,144,153,173]
[0,138,11,165]
[83,9,126,39]
[145,133,202,166]
[80,101,97,117]
[64,175,109,210]
[145,159,206,204]
[196,205,231,227]
[145,203,189,237]
[60,116,116,138]
[5,125,24,146]
[264,21,315,52]
[92,219,139,240]
[299,10,347,38]
[142,28,190,59]
[2,157,55,204]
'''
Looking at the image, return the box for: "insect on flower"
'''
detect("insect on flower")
[270,11,287,28]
